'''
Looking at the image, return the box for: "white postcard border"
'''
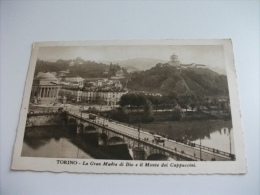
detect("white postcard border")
[11,39,247,174]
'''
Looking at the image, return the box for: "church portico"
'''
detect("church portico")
[30,72,61,104]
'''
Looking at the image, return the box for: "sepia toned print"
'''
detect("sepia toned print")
[12,40,246,174]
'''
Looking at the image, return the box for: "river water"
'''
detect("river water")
[193,127,234,154]
[138,119,235,154]
[22,137,93,159]
[22,119,235,159]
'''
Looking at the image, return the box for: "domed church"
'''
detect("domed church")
[30,72,61,104]
[169,53,180,67]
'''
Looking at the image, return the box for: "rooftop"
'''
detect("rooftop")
[34,72,58,81]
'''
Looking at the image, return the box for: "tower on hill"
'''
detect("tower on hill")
[169,53,180,67]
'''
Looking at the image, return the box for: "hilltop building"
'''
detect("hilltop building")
[116,69,124,77]
[30,72,61,104]
[180,63,206,69]
[168,53,180,67]
[167,53,207,69]
[111,69,124,79]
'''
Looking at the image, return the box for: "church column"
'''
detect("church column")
[38,88,41,98]
[47,88,50,97]
[51,88,54,98]
[41,87,44,98]
[53,88,56,98]
[43,88,46,98]
[49,88,52,98]
[39,88,42,98]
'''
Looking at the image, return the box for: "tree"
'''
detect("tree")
[148,96,161,112]
[109,106,129,123]
[143,100,154,122]
[135,94,146,112]
[172,106,185,121]
[120,93,135,113]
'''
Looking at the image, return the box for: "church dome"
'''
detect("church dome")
[34,72,58,81]
[170,53,179,61]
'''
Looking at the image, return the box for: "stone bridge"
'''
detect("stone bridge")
[26,111,235,161]
[65,113,195,161]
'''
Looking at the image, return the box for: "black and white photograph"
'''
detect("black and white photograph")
[2,1,258,194]
[11,40,246,174]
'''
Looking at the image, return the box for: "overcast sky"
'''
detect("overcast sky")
[37,45,225,68]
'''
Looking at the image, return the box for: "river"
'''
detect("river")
[22,136,93,159]
[136,119,235,154]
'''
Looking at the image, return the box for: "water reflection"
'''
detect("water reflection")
[22,137,93,159]
[163,120,232,141]
[140,120,234,154]
[193,127,234,154]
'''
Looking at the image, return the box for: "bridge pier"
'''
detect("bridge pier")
[132,147,145,160]
[66,114,199,161]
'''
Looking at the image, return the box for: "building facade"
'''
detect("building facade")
[169,53,181,67]
[59,87,127,106]
[60,76,84,88]
[30,72,61,104]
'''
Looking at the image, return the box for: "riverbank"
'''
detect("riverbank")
[133,119,233,141]
[23,125,132,160]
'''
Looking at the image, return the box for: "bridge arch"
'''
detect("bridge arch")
[77,123,84,134]
[146,153,169,161]
[84,125,96,133]
[107,136,125,145]
[99,133,108,146]
[67,118,77,135]
[68,118,77,125]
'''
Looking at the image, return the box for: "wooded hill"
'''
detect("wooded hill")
[35,59,228,97]
[34,59,120,78]
[127,63,228,97]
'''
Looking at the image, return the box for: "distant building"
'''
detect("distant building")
[111,69,124,79]
[116,69,124,77]
[61,76,84,88]
[30,72,61,104]
[195,64,206,68]
[180,63,206,69]
[168,53,180,67]
[85,79,122,88]
[83,88,127,106]
[180,64,194,69]
[60,87,127,106]
[97,80,104,87]
[60,86,82,102]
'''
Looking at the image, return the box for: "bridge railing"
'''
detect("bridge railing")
[28,108,60,115]
[103,125,200,161]
[67,112,199,161]
[99,116,234,158]
[31,110,233,160]
[69,112,236,160]
[193,143,234,158]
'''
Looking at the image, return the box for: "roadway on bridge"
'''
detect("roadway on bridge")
[99,119,230,161]
[30,105,233,161]
[79,113,232,161]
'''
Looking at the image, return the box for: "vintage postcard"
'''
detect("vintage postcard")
[11,40,246,174]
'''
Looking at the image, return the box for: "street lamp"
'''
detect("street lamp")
[228,128,232,154]
[200,137,202,161]
[138,123,141,148]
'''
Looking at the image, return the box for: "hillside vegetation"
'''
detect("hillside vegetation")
[127,63,228,97]
[35,59,120,78]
